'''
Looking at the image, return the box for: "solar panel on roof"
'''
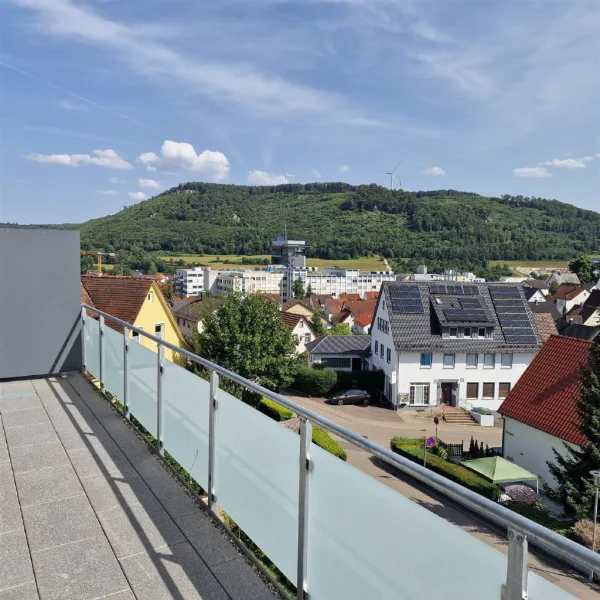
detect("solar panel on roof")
[459,298,482,309]
[489,286,521,299]
[389,285,420,299]
[503,333,538,344]
[498,316,531,327]
[503,326,535,335]
[492,299,525,308]
[443,309,488,322]
[462,286,479,295]
[429,285,445,294]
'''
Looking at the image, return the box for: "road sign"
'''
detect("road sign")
[426,436,436,448]
[433,417,439,425]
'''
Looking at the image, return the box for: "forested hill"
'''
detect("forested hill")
[75,182,599,262]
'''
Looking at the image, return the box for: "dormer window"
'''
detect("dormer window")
[463,327,471,338]
[449,327,457,338]
[478,327,486,338]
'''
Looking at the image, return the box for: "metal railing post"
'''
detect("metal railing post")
[123,326,130,420]
[297,417,312,600]
[504,528,528,600]
[81,307,86,374]
[99,315,105,393]
[157,344,164,456]
[208,370,219,513]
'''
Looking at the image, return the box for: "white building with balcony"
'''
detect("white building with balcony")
[215,269,285,296]
[370,282,543,411]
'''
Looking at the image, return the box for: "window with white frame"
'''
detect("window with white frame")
[420,353,432,368]
[466,382,479,399]
[374,340,379,354]
[466,353,478,368]
[132,327,143,345]
[449,327,457,338]
[386,348,391,363]
[482,382,495,399]
[380,343,384,358]
[443,354,455,368]
[501,353,513,368]
[147,292,153,302]
[499,382,511,399]
[484,353,495,368]
[409,383,430,405]
[304,333,311,343]
[478,327,486,338]
[463,327,471,338]
[377,318,389,334]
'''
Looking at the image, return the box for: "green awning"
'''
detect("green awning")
[462,457,538,484]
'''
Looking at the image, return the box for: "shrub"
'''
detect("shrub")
[258,398,293,422]
[313,426,347,461]
[474,407,492,415]
[390,437,500,500]
[509,501,568,533]
[292,366,337,396]
[573,519,596,548]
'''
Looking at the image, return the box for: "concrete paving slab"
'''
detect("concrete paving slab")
[96,498,185,559]
[0,551,35,593]
[0,395,42,414]
[174,511,240,567]
[79,470,153,514]
[22,496,103,552]
[118,541,229,600]
[0,582,39,600]
[1,408,50,430]
[0,381,36,396]
[32,535,130,600]
[14,464,83,508]
[5,424,59,449]
[0,423,8,464]
[67,444,130,480]
[210,557,277,600]
[0,528,28,559]
[0,463,22,534]
[9,442,69,475]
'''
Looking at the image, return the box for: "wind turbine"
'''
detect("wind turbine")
[278,162,296,184]
[385,160,402,190]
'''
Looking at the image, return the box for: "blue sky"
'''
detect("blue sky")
[1,0,599,224]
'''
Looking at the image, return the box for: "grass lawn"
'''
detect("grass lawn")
[490,260,569,269]
[159,254,390,272]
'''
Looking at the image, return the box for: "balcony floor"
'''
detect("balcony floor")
[0,376,277,600]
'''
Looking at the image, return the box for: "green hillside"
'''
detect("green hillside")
[71,182,600,263]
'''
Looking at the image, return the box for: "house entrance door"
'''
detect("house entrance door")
[440,382,453,406]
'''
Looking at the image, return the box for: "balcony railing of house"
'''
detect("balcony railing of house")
[81,304,600,600]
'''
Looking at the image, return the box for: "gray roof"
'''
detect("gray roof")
[306,335,372,355]
[548,272,580,285]
[380,282,543,353]
[522,279,549,290]
[172,296,225,323]
[556,323,600,341]
[529,301,562,319]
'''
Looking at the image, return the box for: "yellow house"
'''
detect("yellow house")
[82,275,186,362]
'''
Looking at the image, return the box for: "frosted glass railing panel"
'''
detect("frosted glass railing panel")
[127,341,157,437]
[84,315,100,380]
[528,573,576,599]
[162,362,210,490]
[307,443,507,600]
[103,326,124,400]
[214,388,299,582]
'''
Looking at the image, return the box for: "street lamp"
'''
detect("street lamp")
[589,469,600,581]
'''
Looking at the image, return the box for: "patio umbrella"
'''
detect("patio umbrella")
[462,456,539,495]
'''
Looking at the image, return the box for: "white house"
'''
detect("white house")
[172,295,225,339]
[498,335,590,489]
[280,312,317,354]
[353,310,374,334]
[523,288,546,303]
[550,283,592,314]
[371,282,543,411]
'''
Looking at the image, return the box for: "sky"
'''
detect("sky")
[1,0,599,224]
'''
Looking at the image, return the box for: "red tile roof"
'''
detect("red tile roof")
[331,308,352,325]
[365,291,380,300]
[550,284,590,301]
[81,275,153,333]
[345,299,378,315]
[498,335,591,446]
[281,311,303,328]
[353,310,374,328]
[339,293,360,301]
[325,299,343,314]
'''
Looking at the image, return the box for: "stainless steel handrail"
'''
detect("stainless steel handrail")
[81,303,600,576]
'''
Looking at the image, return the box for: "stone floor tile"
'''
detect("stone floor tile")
[0,581,39,600]
[119,541,229,600]
[32,535,130,600]
[1,409,49,430]
[5,424,58,450]
[9,442,69,475]
[0,552,35,593]
[0,464,22,534]
[0,528,28,559]
[96,498,185,559]
[0,394,42,414]
[67,444,129,480]
[22,495,102,552]
[80,470,153,513]
[14,464,83,508]
[210,557,277,600]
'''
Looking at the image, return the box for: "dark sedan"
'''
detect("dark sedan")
[328,389,370,406]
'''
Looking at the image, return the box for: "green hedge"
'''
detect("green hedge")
[390,437,500,500]
[257,398,293,422]
[292,366,337,396]
[313,426,347,461]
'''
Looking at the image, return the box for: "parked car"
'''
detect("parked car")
[329,389,370,406]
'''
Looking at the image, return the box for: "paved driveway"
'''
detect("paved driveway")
[282,390,598,599]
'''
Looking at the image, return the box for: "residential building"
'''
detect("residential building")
[82,275,185,362]
[306,335,372,371]
[215,270,285,296]
[550,283,592,314]
[529,301,562,320]
[522,279,550,297]
[280,312,317,354]
[547,271,580,288]
[524,288,546,303]
[563,304,600,327]
[555,322,600,341]
[371,282,543,410]
[498,336,590,489]
[284,268,396,302]
[353,310,374,335]
[172,294,226,338]
[174,266,204,297]
[282,299,315,320]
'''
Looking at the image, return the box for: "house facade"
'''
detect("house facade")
[280,312,317,354]
[550,284,592,314]
[306,336,371,371]
[371,282,543,411]
[498,336,590,488]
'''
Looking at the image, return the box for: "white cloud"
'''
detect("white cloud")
[247,170,287,185]
[423,166,446,176]
[128,191,147,200]
[95,190,117,195]
[513,167,552,178]
[138,178,162,189]
[339,165,350,173]
[58,99,88,111]
[579,155,594,162]
[25,148,132,169]
[137,141,230,181]
[596,153,600,159]
[310,168,322,180]
[540,158,586,169]
[109,176,126,184]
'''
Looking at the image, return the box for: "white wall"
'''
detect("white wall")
[370,297,398,402]
[395,351,535,411]
[292,319,315,354]
[503,417,580,489]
